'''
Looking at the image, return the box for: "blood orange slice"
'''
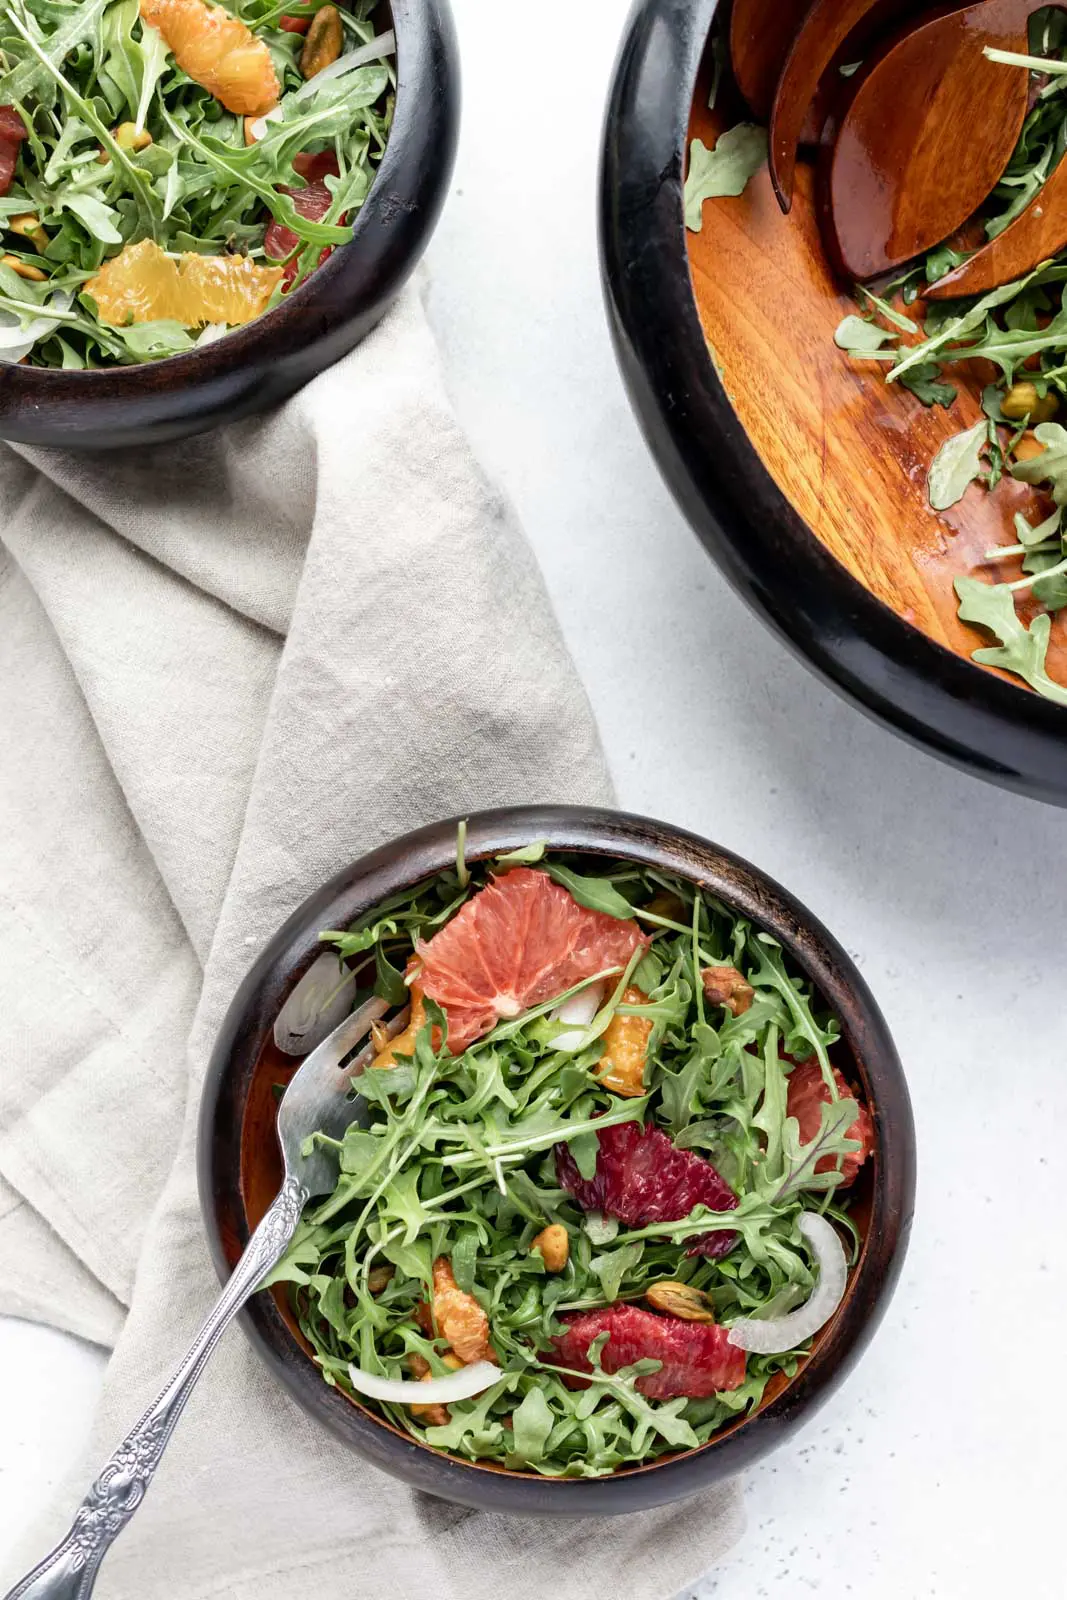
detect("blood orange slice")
[555,1120,739,1258]
[415,867,650,1055]
[0,106,26,198]
[553,1304,746,1399]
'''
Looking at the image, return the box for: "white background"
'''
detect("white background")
[2,2,1065,1596]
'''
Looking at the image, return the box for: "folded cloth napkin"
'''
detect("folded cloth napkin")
[0,287,743,1598]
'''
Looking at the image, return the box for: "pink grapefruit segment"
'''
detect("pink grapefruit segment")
[414,867,650,1055]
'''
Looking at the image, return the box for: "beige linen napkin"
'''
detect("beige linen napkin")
[0,287,743,1597]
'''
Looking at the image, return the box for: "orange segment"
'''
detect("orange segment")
[139,0,280,115]
[596,986,652,1098]
[370,985,432,1070]
[180,251,283,322]
[431,1257,492,1365]
[86,239,283,327]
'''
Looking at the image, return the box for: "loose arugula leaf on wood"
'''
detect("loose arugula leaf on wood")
[684,124,767,232]
[833,315,897,355]
[928,420,989,511]
[1011,421,1067,502]
[956,577,1067,703]
[898,362,958,409]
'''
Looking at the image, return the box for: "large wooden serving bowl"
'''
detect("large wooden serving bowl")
[601,0,1067,804]
[199,806,914,1515]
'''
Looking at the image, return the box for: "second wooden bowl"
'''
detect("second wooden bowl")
[600,0,1067,805]
[0,0,459,449]
[198,805,915,1515]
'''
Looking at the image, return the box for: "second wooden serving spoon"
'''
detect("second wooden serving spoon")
[925,31,1067,297]
[769,0,924,207]
[730,0,814,121]
[736,0,929,150]
[824,0,1041,281]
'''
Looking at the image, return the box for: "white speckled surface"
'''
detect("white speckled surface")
[2,2,1066,1593]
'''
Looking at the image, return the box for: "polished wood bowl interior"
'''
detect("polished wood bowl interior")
[686,40,1067,687]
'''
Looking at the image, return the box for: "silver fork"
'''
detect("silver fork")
[3,995,389,1600]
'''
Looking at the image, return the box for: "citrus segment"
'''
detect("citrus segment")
[414,867,650,1054]
[596,985,652,1097]
[139,0,280,115]
[555,1120,739,1259]
[553,1304,746,1399]
[786,1060,874,1184]
[86,239,283,327]
[0,105,27,198]
[264,163,339,286]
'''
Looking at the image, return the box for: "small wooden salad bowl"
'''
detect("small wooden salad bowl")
[199,806,914,1515]
[0,0,458,449]
[601,0,1067,805]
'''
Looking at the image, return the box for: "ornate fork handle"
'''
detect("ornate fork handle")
[4,1174,308,1600]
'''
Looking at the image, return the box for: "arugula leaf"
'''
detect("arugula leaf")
[898,361,958,408]
[956,577,1067,703]
[765,1098,861,1203]
[0,0,111,107]
[543,862,636,920]
[856,285,918,334]
[927,420,988,511]
[591,1241,644,1302]
[1011,421,1067,502]
[684,125,767,232]
[889,268,1050,382]
[1014,508,1062,548]
[833,315,896,355]
[496,840,548,865]
[510,1387,555,1464]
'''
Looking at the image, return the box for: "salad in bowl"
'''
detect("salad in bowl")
[0,0,393,366]
[260,831,880,1481]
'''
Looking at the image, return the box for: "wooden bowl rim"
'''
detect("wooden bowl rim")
[0,0,459,446]
[599,0,1067,807]
[198,805,916,1516]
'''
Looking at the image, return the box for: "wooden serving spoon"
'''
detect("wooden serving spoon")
[730,0,813,121]
[825,0,1041,280]
[736,0,929,149]
[925,66,1067,298]
[770,0,916,207]
[770,0,1032,234]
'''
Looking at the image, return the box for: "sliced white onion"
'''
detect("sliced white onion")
[291,29,396,103]
[195,323,228,347]
[348,1359,500,1406]
[726,1213,848,1355]
[550,982,604,1052]
[274,952,362,1055]
[246,105,284,143]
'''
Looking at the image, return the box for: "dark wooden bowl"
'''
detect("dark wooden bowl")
[199,805,915,1515]
[601,0,1067,805]
[0,0,458,449]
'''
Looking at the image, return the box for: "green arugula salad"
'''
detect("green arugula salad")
[0,0,394,368]
[686,9,1067,705]
[267,839,874,1479]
